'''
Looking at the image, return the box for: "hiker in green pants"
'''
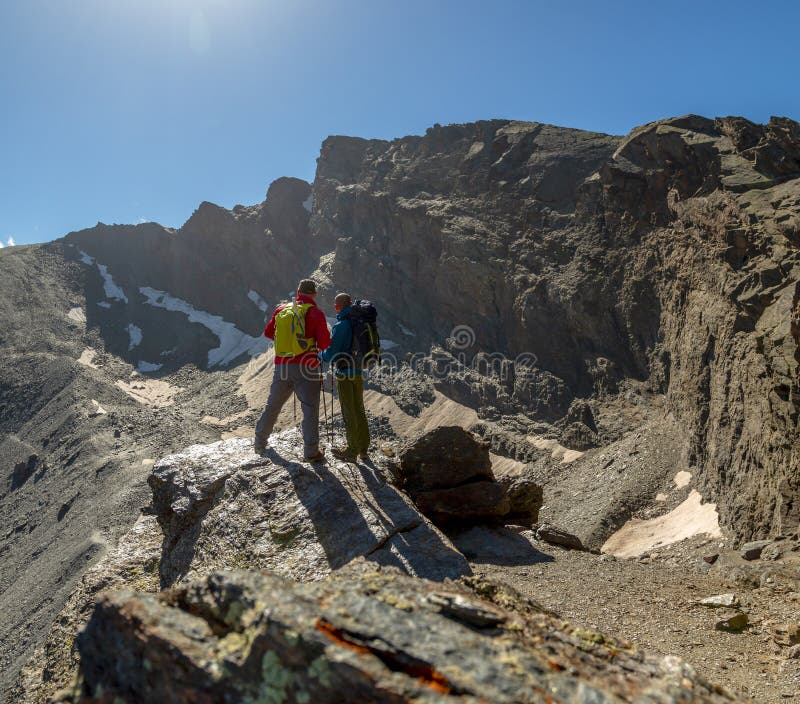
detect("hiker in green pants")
[336,373,370,460]
[318,292,370,461]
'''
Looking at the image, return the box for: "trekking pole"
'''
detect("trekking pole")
[321,376,330,446]
[329,369,335,434]
[326,374,333,445]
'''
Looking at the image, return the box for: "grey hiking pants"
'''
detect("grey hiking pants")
[255,363,322,457]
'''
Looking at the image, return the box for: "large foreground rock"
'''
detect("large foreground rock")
[65,561,738,703]
[148,428,470,586]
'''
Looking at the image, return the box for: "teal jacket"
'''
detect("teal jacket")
[318,306,362,376]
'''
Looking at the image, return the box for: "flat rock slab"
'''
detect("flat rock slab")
[148,429,470,586]
[72,562,740,703]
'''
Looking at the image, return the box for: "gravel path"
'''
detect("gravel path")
[458,528,800,703]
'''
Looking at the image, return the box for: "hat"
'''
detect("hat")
[297,279,317,295]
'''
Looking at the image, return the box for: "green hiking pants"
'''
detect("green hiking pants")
[336,375,370,454]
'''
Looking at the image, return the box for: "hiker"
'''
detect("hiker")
[254,279,331,461]
[318,292,371,461]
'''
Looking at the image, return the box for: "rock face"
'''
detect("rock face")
[148,428,470,586]
[313,116,800,541]
[66,561,737,704]
[395,426,541,525]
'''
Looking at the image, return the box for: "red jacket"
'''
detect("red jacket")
[264,294,331,366]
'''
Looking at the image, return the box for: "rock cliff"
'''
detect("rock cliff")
[312,116,800,540]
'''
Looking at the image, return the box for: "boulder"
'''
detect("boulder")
[761,538,798,561]
[493,466,543,526]
[148,428,470,586]
[68,562,737,704]
[740,539,771,560]
[395,426,521,526]
[714,610,749,632]
[770,623,800,647]
[535,523,586,551]
[559,421,598,451]
[699,593,739,608]
[396,425,493,493]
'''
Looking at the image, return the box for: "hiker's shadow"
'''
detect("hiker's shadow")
[282,453,465,580]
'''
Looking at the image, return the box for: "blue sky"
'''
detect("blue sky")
[2,0,799,246]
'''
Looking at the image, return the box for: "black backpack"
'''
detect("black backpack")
[347,300,381,369]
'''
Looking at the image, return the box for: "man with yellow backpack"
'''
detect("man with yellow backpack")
[254,279,331,461]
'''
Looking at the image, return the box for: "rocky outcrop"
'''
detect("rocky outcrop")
[149,429,470,586]
[15,430,469,702]
[313,116,800,541]
[64,561,738,703]
[395,426,541,525]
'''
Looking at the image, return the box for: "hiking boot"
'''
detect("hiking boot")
[304,450,326,463]
[331,446,358,462]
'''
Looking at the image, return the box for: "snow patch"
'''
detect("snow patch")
[97,263,128,302]
[126,323,143,350]
[247,289,269,313]
[601,490,722,558]
[67,307,86,324]
[97,302,111,309]
[139,286,268,366]
[77,251,128,303]
[77,348,99,369]
[89,399,107,417]
[116,376,183,408]
[527,435,584,464]
[399,323,416,337]
[382,339,399,350]
[136,360,162,373]
[673,470,692,489]
[302,194,313,212]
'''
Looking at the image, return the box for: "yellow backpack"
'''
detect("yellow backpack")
[273,302,317,358]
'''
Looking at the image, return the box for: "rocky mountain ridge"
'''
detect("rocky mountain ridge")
[1,112,798,701]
